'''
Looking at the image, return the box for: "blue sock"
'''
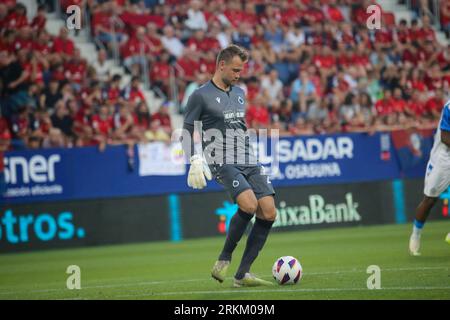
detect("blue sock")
[414,219,425,229]
[413,219,425,236]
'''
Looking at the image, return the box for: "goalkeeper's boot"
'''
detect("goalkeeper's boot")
[233,273,274,287]
[409,233,421,256]
[211,260,230,283]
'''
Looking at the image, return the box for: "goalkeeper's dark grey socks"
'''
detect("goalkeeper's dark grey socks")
[218,208,254,261]
[235,217,274,280]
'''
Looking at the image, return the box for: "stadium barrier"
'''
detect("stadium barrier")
[1,130,449,253]
[0,178,447,253]
[0,195,170,253]
[1,131,433,205]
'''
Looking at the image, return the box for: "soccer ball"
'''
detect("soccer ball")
[272,256,302,285]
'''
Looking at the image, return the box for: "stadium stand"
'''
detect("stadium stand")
[0,0,449,157]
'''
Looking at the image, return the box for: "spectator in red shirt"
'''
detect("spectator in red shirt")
[92,1,128,53]
[113,102,139,144]
[424,63,445,91]
[395,19,411,44]
[52,27,75,59]
[199,50,217,78]
[332,70,354,103]
[122,76,147,108]
[434,44,450,71]
[337,23,356,48]
[0,29,15,53]
[4,3,28,30]
[150,50,171,97]
[187,29,220,60]
[103,74,122,105]
[312,45,337,81]
[242,2,259,27]
[10,106,31,145]
[73,105,95,146]
[303,0,325,26]
[408,18,423,43]
[49,62,66,83]
[22,50,47,90]
[353,0,382,26]
[374,26,394,51]
[375,90,394,117]
[405,90,426,119]
[326,0,345,23]
[151,102,172,135]
[419,15,437,44]
[32,30,52,57]
[424,89,445,120]
[135,101,151,134]
[441,0,450,36]
[246,94,270,129]
[223,0,245,28]
[91,104,113,150]
[391,87,407,114]
[337,46,354,69]
[12,25,33,52]
[406,68,427,93]
[145,22,164,56]
[122,26,151,73]
[0,4,8,31]
[281,0,304,27]
[32,109,52,139]
[31,4,47,32]
[63,48,87,91]
[0,111,11,155]
[176,51,200,84]
[241,48,265,80]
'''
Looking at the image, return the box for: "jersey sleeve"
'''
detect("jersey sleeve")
[183,90,204,126]
[440,102,450,132]
[182,90,204,159]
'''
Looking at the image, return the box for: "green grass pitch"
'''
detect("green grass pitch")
[0,221,449,300]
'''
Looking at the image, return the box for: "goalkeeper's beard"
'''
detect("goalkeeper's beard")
[223,77,236,87]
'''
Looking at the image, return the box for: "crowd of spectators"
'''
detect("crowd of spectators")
[1,0,449,158]
[0,0,173,166]
[407,0,450,38]
[90,0,449,136]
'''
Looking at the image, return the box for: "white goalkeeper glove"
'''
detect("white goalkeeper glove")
[187,154,212,189]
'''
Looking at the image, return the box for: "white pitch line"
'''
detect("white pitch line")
[0,266,448,297]
[115,286,450,299]
[306,266,449,275]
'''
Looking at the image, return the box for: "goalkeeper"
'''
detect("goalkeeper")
[181,45,276,287]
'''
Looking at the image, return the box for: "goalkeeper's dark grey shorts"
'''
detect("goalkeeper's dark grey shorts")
[210,164,275,203]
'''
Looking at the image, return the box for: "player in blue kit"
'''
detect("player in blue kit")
[409,100,450,256]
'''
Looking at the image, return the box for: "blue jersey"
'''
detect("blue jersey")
[430,100,450,163]
[440,100,450,132]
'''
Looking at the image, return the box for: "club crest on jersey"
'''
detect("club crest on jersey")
[238,96,244,104]
[216,97,221,104]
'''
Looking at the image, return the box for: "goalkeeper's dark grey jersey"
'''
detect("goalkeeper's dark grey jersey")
[183,80,257,166]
